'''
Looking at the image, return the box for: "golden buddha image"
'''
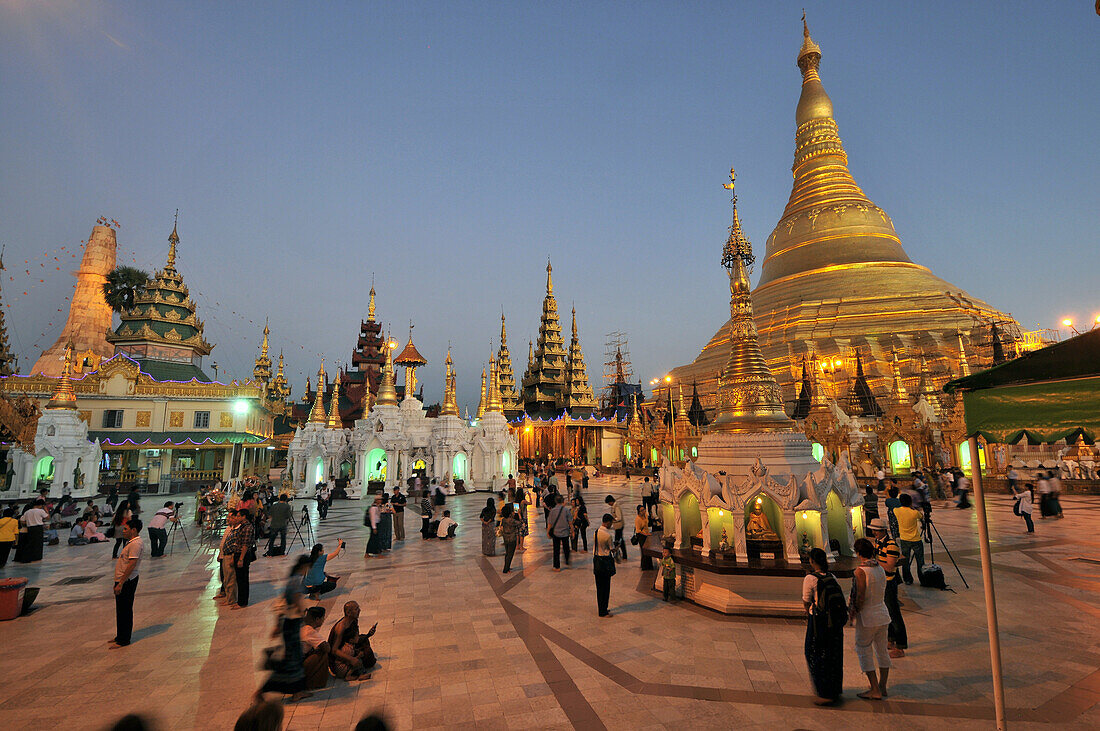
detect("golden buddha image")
[746,499,779,541]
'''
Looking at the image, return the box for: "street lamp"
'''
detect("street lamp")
[1063,319,1081,336]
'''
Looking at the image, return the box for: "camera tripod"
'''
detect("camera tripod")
[291,504,316,549]
[167,507,190,555]
[924,514,968,588]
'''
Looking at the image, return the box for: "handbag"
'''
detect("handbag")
[593,553,617,577]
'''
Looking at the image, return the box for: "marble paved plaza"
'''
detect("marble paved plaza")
[1,477,1099,730]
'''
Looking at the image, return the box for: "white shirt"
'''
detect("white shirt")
[1037,478,1051,495]
[437,517,457,538]
[595,525,613,556]
[149,507,174,530]
[22,507,48,527]
[114,536,143,582]
[875,469,885,481]
[1014,489,1033,514]
[301,624,324,652]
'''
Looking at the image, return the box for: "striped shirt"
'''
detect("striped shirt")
[876,534,901,582]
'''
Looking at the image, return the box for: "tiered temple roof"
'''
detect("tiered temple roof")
[561,307,597,416]
[105,220,213,382]
[521,261,597,418]
[497,314,522,419]
[342,285,386,416]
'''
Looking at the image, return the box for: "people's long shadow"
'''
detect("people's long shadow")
[131,622,172,643]
[608,599,658,615]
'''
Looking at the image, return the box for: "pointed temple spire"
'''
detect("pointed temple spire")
[374,332,399,407]
[527,340,534,369]
[675,383,692,431]
[687,381,708,427]
[562,306,597,416]
[367,285,377,322]
[916,354,943,418]
[308,360,328,423]
[792,354,812,419]
[956,331,972,377]
[476,367,487,419]
[522,259,569,416]
[890,349,910,404]
[485,352,504,414]
[808,351,828,409]
[166,209,179,273]
[271,351,290,401]
[497,312,521,418]
[851,350,884,417]
[253,320,273,383]
[712,169,793,432]
[46,341,78,410]
[440,348,459,417]
[327,369,342,429]
[303,376,312,404]
[991,322,1008,365]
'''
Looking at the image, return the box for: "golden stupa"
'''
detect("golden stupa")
[673,18,1019,412]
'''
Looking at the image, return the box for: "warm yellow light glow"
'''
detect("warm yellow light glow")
[388,339,398,349]
[802,511,808,520]
[664,375,672,383]
[755,496,762,505]
[523,426,531,433]
[1062,319,1073,327]
[833,359,842,368]
[717,510,723,516]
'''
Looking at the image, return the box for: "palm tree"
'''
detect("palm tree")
[102,266,150,312]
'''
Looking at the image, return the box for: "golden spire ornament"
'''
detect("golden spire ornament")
[46,341,78,410]
[326,369,342,429]
[374,333,399,407]
[308,360,327,423]
[890,349,909,404]
[367,284,376,322]
[712,169,794,432]
[485,352,504,414]
[440,348,459,417]
[166,210,179,273]
[956,331,971,377]
[476,367,487,419]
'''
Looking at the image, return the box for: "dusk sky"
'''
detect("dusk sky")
[1,1,1096,412]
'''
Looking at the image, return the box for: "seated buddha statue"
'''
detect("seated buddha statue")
[745,504,779,542]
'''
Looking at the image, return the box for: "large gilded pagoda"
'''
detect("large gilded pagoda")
[671,18,1020,419]
[105,220,213,381]
[521,261,570,416]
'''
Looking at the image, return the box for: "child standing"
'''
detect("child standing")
[660,548,677,601]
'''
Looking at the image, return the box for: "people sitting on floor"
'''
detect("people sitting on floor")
[305,541,344,599]
[81,500,101,523]
[68,519,89,545]
[84,517,107,543]
[436,510,457,540]
[300,606,331,690]
[327,601,377,681]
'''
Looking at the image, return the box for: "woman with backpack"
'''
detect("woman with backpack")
[802,547,845,705]
[1012,483,1035,533]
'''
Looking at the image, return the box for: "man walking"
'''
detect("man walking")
[392,487,406,541]
[147,502,177,558]
[869,518,907,658]
[547,494,571,571]
[111,517,143,648]
[265,494,291,556]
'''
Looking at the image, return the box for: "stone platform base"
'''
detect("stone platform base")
[643,533,856,619]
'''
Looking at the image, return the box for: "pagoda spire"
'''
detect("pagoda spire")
[917,354,943,417]
[485,352,504,414]
[166,209,179,273]
[956,331,972,377]
[527,340,534,369]
[522,258,569,416]
[792,354,812,419]
[374,332,399,407]
[326,369,342,428]
[440,348,459,417]
[271,351,290,400]
[367,284,376,322]
[546,259,553,295]
[253,320,273,383]
[497,312,521,416]
[890,349,910,404]
[562,306,597,415]
[675,383,692,431]
[712,169,793,432]
[0,248,16,376]
[476,367,487,419]
[308,360,327,423]
[851,350,883,417]
[46,341,78,410]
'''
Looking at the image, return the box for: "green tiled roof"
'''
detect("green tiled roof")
[138,359,212,383]
[89,431,267,447]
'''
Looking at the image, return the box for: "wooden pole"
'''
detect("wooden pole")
[968,435,1008,729]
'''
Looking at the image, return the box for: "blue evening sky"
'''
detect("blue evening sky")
[1,1,1096,411]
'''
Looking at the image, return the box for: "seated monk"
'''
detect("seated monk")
[745,503,779,541]
[327,601,377,681]
[300,606,331,690]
